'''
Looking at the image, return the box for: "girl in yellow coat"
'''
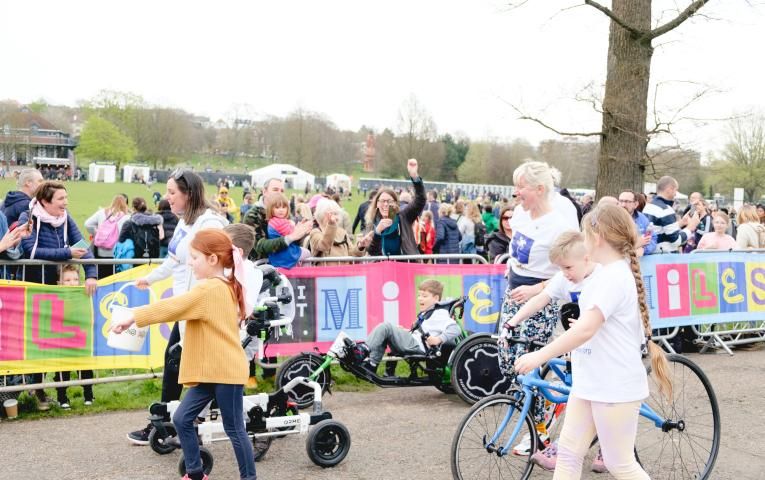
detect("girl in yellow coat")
[112,229,255,480]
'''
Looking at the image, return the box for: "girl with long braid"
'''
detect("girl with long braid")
[514,204,672,480]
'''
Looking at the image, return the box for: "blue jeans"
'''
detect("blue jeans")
[174,383,256,480]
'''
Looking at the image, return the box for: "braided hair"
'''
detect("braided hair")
[582,204,672,398]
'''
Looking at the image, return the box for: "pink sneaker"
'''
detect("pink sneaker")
[530,441,558,471]
[591,448,608,473]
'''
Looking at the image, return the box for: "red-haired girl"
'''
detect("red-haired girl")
[112,229,255,480]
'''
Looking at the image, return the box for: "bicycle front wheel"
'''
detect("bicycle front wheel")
[636,353,721,480]
[451,394,536,480]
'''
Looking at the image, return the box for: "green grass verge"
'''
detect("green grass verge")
[7,361,381,421]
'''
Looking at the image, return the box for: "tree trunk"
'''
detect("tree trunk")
[595,0,653,198]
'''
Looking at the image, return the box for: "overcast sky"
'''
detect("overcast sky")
[2,1,762,160]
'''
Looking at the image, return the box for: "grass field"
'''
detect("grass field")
[1,177,372,419]
[0,178,365,231]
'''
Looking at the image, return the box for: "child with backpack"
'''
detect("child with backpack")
[118,197,164,260]
[84,195,130,278]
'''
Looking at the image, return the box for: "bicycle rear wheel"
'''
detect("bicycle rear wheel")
[451,394,536,480]
[636,353,720,480]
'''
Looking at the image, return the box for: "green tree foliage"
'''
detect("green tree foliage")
[77,116,137,169]
[707,117,765,201]
[442,134,469,181]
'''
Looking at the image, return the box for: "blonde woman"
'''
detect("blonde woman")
[307,199,365,265]
[84,194,131,278]
[735,205,765,249]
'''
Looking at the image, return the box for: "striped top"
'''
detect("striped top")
[642,196,691,253]
[132,278,248,386]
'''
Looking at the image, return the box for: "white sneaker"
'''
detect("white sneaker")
[84,400,93,406]
[513,432,548,456]
[60,403,71,410]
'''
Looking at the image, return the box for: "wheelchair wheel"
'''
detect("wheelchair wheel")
[148,422,178,455]
[450,334,514,404]
[276,353,331,409]
[451,393,536,480]
[634,354,721,480]
[178,447,214,476]
[252,434,273,462]
[306,419,351,468]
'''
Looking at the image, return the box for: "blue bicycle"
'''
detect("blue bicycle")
[450,337,721,480]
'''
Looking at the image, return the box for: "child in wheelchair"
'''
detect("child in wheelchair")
[362,279,462,375]
[497,231,606,473]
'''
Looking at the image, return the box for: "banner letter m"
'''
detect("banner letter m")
[321,289,362,331]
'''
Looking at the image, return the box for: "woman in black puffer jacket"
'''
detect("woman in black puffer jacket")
[485,205,513,262]
[157,199,178,258]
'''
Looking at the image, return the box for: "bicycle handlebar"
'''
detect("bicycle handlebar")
[505,336,547,352]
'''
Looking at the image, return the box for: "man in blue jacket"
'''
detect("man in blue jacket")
[1,168,43,224]
[618,190,657,256]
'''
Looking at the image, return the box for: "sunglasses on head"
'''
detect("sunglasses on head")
[171,169,189,182]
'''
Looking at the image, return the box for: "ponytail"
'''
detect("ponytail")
[627,247,673,399]
[190,229,247,320]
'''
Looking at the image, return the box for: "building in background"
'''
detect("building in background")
[0,106,76,170]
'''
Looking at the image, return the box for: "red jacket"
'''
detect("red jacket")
[419,221,436,254]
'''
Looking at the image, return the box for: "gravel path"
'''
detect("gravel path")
[1,349,761,479]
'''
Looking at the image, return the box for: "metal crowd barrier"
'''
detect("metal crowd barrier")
[0,258,166,396]
[302,253,489,265]
[685,248,765,355]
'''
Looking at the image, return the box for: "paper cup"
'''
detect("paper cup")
[3,399,18,419]
[106,306,148,352]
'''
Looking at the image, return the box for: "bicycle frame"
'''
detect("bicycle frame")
[487,357,667,457]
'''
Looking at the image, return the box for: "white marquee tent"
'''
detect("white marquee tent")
[123,165,151,183]
[88,163,116,183]
[326,173,351,192]
[249,163,315,191]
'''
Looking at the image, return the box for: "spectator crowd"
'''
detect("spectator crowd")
[2,160,765,414]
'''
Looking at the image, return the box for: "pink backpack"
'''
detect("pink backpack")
[93,211,124,249]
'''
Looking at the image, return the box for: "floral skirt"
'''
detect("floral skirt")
[497,289,560,424]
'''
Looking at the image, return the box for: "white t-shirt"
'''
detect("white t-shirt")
[238,259,264,360]
[571,260,649,403]
[543,266,600,304]
[513,193,580,231]
[145,209,228,344]
[508,209,572,280]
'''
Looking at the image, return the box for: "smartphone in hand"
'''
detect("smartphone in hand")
[72,238,90,249]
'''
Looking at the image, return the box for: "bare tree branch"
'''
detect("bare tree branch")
[649,0,712,39]
[583,0,645,36]
[504,101,604,137]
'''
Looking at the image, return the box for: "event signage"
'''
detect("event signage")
[1,253,763,374]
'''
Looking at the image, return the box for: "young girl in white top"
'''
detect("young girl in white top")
[514,204,672,480]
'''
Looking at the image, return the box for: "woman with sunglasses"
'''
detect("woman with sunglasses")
[485,205,513,262]
[126,169,228,446]
[363,159,425,256]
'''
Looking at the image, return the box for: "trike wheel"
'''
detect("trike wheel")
[148,422,178,455]
[635,353,721,480]
[450,334,515,404]
[276,353,330,409]
[451,393,536,480]
[178,447,214,476]
[252,434,273,462]
[306,419,351,468]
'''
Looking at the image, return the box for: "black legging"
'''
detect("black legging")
[162,322,183,403]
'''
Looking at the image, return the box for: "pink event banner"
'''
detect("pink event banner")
[266,261,508,357]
